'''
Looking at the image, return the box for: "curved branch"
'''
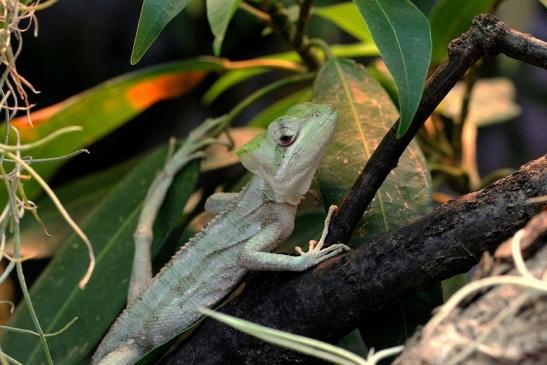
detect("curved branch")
[165,156,546,364]
[325,14,547,245]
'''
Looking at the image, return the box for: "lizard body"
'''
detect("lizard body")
[92,103,348,364]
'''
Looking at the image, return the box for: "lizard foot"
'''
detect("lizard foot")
[295,205,350,267]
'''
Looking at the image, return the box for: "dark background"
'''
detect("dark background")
[17,0,547,186]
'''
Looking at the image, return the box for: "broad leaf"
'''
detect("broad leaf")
[3,58,219,201]
[3,146,199,365]
[203,43,379,104]
[131,0,192,64]
[314,58,436,352]
[207,0,242,55]
[429,0,495,64]
[314,58,431,244]
[353,0,431,136]
[314,2,373,42]
[438,78,521,127]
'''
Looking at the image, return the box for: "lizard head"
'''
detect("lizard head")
[237,102,337,204]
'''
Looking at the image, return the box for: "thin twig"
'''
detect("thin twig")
[239,2,271,24]
[263,0,319,69]
[293,0,313,50]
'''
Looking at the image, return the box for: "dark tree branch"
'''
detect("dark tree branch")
[165,156,547,364]
[262,0,319,69]
[293,0,313,51]
[325,14,547,245]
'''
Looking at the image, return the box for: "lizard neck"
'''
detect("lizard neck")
[246,175,300,206]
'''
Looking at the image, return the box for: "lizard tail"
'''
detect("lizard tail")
[93,342,143,365]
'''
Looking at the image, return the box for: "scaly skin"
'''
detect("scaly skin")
[92,103,349,364]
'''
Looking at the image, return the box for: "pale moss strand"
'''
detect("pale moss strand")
[4,150,95,288]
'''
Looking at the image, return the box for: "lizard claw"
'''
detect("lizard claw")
[295,204,350,266]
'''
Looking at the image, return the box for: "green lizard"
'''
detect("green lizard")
[91,103,349,364]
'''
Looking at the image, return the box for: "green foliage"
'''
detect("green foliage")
[203,43,380,105]
[6,0,518,361]
[429,0,495,63]
[314,2,373,42]
[131,0,192,64]
[314,59,432,245]
[13,159,137,260]
[3,148,199,364]
[1,59,220,202]
[249,88,311,128]
[207,0,242,55]
[353,0,431,136]
[200,308,375,365]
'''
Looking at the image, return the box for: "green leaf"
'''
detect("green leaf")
[353,0,431,136]
[429,0,495,64]
[202,43,379,104]
[3,58,219,201]
[314,59,431,244]
[314,2,373,42]
[131,0,192,64]
[541,0,547,8]
[3,146,200,365]
[14,158,138,260]
[200,308,369,365]
[314,58,436,352]
[249,88,311,128]
[207,0,242,55]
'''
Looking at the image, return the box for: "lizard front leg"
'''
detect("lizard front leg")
[238,210,349,272]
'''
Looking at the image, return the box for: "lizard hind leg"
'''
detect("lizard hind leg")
[94,341,143,365]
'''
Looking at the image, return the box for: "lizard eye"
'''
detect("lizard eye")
[277,134,296,146]
[272,125,298,147]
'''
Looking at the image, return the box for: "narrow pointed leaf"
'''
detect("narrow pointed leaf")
[14,159,137,260]
[314,58,431,244]
[429,0,495,64]
[207,0,242,55]
[131,0,192,64]
[353,0,431,136]
[249,88,311,128]
[1,58,219,202]
[2,147,199,365]
[201,308,367,365]
[203,43,379,104]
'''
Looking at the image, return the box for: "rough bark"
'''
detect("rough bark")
[394,212,547,365]
[164,156,546,364]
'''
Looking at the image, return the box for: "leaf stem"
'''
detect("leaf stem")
[0,162,53,365]
[239,2,271,24]
[219,58,305,72]
[307,38,334,60]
